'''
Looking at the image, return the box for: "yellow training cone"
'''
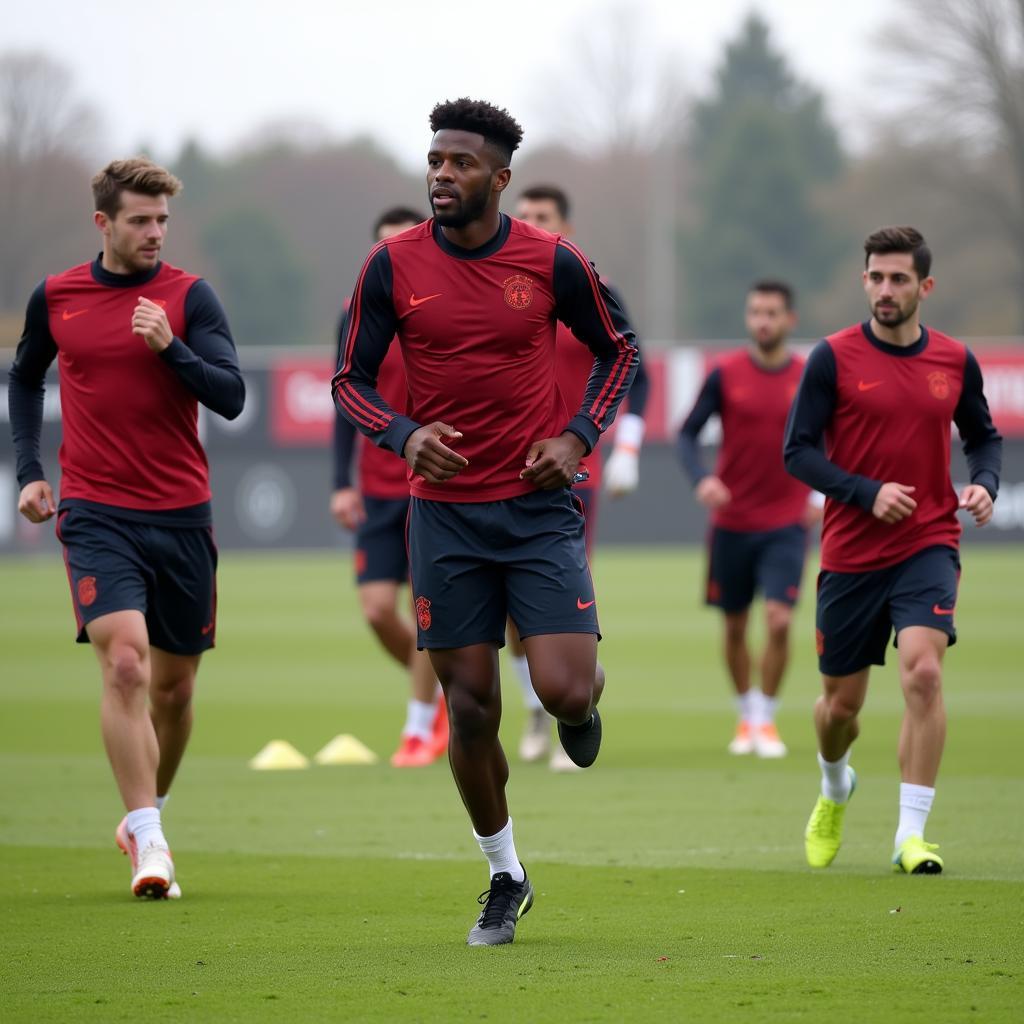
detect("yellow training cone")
[249,740,309,770]
[314,734,379,766]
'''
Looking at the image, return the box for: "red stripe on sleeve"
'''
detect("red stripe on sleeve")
[337,239,389,379]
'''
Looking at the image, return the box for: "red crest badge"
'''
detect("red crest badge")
[78,576,97,607]
[815,628,825,656]
[503,275,534,310]
[927,371,950,400]
[415,596,432,630]
[354,548,367,577]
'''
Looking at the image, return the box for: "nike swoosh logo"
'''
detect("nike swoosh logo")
[201,622,215,635]
[858,380,884,392]
[62,308,89,320]
[577,598,595,610]
[409,292,442,307]
[932,604,955,616]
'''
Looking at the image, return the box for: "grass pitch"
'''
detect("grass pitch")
[1,545,1022,1022]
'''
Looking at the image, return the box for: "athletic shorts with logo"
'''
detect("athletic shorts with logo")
[706,523,808,612]
[816,544,959,676]
[55,505,218,655]
[408,487,599,650]
[354,496,410,584]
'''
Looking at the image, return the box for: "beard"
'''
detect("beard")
[754,332,785,354]
[873,297,917,327]
[431,184,490,229]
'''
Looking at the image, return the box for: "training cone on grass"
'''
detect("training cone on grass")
[249,740,310,770]
[314,734,379,766]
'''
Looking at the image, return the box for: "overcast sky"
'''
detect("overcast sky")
[6,0,896,168]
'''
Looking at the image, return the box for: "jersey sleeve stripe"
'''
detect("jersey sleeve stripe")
[558,239,631,352]
[590,350,633,426]
[337,239,389,379]
[337,381,394,432]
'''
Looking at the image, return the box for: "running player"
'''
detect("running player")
[784,226,1001,874]
[331,206,447,768]
[8,158,245,899]
[512,184,649,770]
[332,99,637,945]
[678,281,819,758]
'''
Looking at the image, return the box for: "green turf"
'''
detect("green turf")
[1,546,1022,1022]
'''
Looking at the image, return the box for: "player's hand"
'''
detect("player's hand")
[803,492,825,528]
[18,480,56,523]
[132,296,174,352]
[695,475,731,509]
[604,445,640,497]
[330,487,365,531]
[404,422,468,483]
[872,482,917,524]
[520,432,587,489]
[959,484,993,527]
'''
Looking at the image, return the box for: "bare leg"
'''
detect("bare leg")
[760,600,792,698]
[521,632,601,725]
[723,609,751,696]
[814,668,871,763]
[429,644,507,836]
[896,626,948,786]
[358,581,413,668]
[149,648,201,797]
[88,610,158,810]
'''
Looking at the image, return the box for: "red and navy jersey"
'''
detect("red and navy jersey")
[8,256,244,526]
[332,215,638,502]
[333,303,410,500]
[784,322,1002,572]
[678,349,810,532]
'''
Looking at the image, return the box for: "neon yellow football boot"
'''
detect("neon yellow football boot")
[892,836,944,875]
[804,767,856,868]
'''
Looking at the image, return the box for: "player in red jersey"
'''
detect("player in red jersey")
[784,227,1002,874]
[679,281,821,759]
[8,158,245,899]
[512,184,650,771]
[331,206,447,768]
[332,99,637,945]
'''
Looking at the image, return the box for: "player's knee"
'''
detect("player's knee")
[105,645,147,698]
[363,601,398,636]
[151,674,195,714]
[825,690,862,725]
[902,657,943,706]
[539,675,594,726]
[447,685,498,744]
[724,617,747,646]
[765,606,792,642]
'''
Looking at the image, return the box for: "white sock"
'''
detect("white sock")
[512,655,543,712]
[895,783,935,849]
[473,817,525,882]
[403,699,436,740]
[818,750,853,803]
[736,690,755,723]
[126,807,166,850]
[155,793,169,812]
[758,692,778,726]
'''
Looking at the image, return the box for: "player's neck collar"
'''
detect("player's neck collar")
[861,320,929,358]
[91,253,162,288]
[432,214,511,260]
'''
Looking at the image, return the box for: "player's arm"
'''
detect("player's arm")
[8,282,58,522]
[603,282,648,495]
[155,280,246,419]
[953,349,1003,526]
[330,305,364,529]
[677,368,732,509]
[783,341,886,512]
[332,246,466,483]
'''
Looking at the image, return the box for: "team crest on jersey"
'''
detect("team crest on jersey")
[503,275,534,310]
[415,596,432,630]
[927,371,950,400]
[78,576,97,607]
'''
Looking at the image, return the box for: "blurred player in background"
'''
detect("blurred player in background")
[331,207,447,768]
[785,226,1001,874]
[8,158,245,899]
[333,98,637,945]
[678,281,820,758]
[512,184,649,770]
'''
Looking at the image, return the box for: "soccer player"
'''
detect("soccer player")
[512,184,650,770]
[678,281,818,758]
[332,99,637,945]
[784,226,1001,874]
[8,158,245,899]
[331,206,447,768]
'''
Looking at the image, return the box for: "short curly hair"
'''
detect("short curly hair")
[429,98,524,166]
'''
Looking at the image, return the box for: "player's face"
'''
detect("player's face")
[745,290,794,351]
[96,191,169,274]
[863,252,934,327]
[516,198,568,234]
[427,130,506,228]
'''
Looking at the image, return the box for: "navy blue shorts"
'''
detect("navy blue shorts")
[706,523,808,613]
[408,488,599,650]
[55,505,218,656]
[815,545,960,676]
[354,496,410,585]
[575,485,598,557]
